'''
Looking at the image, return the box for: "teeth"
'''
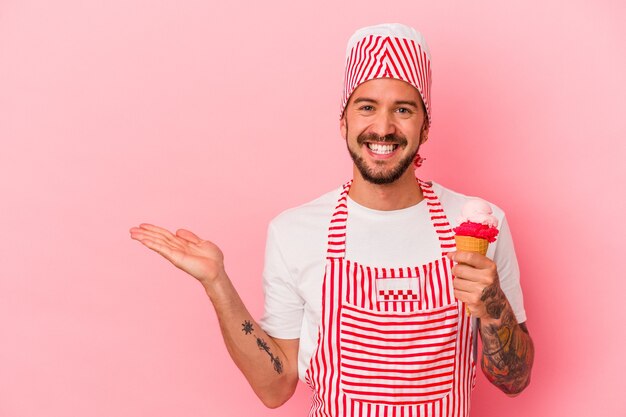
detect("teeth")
[367,143,397,154]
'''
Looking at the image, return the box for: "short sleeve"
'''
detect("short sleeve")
[492,216,527,323]
[258,222,305,339]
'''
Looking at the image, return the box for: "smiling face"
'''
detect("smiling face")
[341,78,429,185]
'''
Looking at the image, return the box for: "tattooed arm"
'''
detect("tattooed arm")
[209,276,300,407]
[450,251,534,396]
[479,310,534,395]
[130,224,299,408]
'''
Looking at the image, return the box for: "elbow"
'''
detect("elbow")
[503,375,531,397]
[480,359,533,397]
[261,396,288,409]
[258,389,294,409]
[256,375,298,409]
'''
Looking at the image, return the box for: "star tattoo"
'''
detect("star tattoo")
[241,320,254,335]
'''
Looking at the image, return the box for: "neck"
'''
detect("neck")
[348,168,424,211]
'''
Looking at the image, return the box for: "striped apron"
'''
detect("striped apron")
[304,179,475,417]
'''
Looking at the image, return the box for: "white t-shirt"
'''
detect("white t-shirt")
[259,181,526,381]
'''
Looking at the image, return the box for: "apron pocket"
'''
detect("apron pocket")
[339,302,459,405]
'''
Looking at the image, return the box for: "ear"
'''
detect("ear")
[420,121,430,145]
[340,116,347,140]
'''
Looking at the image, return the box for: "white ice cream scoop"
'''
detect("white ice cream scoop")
[457,198,498,228]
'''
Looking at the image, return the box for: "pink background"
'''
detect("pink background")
[1,0,625,415]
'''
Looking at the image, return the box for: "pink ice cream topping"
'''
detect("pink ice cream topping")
[453,198,500,243]
[453,222,499,242]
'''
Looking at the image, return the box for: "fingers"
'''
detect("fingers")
[450,251,500,319]
[131,224,188,249]
[129,226,187,268]
[135,237,178,263]
[130,224,203,246]
[453,269,487,307]
[176,229,202,244]
[139,223,184,246]
[129,228,173,250]
[130,228,186,252]
[451,252,498,294]
[452,262,491,283]
[448,251,497,283]
[447,251,492,269]
[453,288,479,309]
[453,274,487,316]
[453,272,481,292]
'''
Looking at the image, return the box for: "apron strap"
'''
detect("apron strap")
[325,179,456,259]
[418,179,456,256]
[325,181,351,259]
[419,180,475,362]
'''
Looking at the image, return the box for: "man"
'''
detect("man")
[130,23,534,416]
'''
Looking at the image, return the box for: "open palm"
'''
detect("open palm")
[130,223,224,286]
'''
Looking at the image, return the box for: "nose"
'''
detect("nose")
[370,111,396,138]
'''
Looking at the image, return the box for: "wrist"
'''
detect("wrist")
[478,284,510,322]
[479,311,510,330]
[202,270,232,301]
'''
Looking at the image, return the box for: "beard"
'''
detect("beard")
[347,131,419,185]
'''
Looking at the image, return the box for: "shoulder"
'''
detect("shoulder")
[265,186,343,269]
[265,185,343,275]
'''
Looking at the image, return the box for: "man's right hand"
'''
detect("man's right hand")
[129,223,225,289]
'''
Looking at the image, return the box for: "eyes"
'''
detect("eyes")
[357,105,414,115]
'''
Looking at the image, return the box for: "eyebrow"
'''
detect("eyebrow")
[352,98,419,108]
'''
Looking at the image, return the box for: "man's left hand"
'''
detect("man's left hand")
[447,251,507,320]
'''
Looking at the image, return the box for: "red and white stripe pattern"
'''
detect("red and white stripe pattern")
[340,24,432,123]
[420,180,457,257]
[304,179,475,417]
[340,303,458,404]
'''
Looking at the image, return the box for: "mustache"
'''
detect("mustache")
[356,132,408,146]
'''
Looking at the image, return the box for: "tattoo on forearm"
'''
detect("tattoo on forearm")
[240,320,284,374]
[481,284,506,319]
[519,322,529,334]
[480,307,534,395]
[256,337,284,374]
[242,320,254,334]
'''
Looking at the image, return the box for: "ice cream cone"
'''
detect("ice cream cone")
[454,198,500,317]
[454,235,489,316]
[454,235,489,256]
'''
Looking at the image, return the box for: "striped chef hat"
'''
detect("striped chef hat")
[341,23,432,123]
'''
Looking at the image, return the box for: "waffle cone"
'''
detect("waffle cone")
[454,235,489,255]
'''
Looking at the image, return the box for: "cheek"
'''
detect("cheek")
[401,125,423,143]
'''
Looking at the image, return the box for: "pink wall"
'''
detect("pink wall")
[1,0,624,415]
